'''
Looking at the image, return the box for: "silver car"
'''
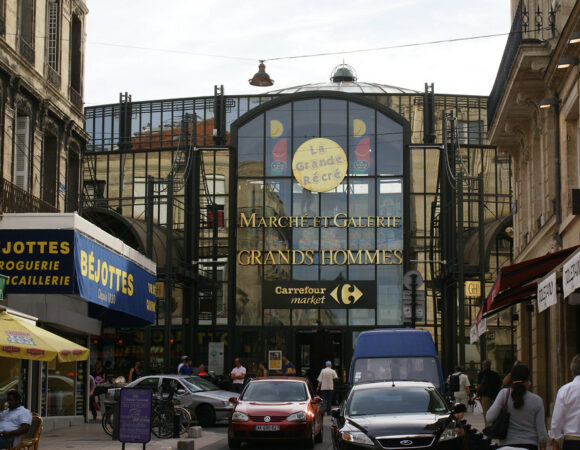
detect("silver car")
[121,375,236,426]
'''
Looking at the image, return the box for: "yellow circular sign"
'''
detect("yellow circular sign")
[292,138,348,192]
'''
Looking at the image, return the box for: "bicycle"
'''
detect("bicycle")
[150,392,192,438]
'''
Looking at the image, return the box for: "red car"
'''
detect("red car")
[228,376,325,448]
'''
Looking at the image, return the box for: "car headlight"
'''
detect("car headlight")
[287,411,307,422]
[231,411,249,422]
[223,400,235,407]
[439,421,458,442]
[341,430,374,446]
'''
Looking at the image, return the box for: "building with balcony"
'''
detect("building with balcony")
[485,0,580,412]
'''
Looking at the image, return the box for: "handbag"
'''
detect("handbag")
[472,399,483,415]
[483,388,511,439]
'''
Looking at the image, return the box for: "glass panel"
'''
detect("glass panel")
[293,99,319,151]
[320,309,347,326]
[293,182,319,216]
[349,179,374,217]
[265,178,291,217]
[320,182,347,216]
[349,103,375,176]
[266,104,292,177]
[47,361,76,416]
[321,98,347,162]
[348,309,375,326]
[0,357,22,401]
[238,114,264,177]
[292,309,318,326]
[349,265,375,280]
[377,265,403,325]
[349,228,375,251]
[264,309,290,326]
[378,179,403,216]
[376,113,403,176]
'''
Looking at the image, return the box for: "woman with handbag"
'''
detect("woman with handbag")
[486,364,548,450]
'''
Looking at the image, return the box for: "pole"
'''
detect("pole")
[411,273,418,328]
[144,176,154,374]
[164,177,174,373]
[478,174,486,360]
[457,172,465,367]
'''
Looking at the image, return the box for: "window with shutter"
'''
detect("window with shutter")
[15,116,30,190]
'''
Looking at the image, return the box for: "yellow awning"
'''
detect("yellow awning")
[0,311,89,362]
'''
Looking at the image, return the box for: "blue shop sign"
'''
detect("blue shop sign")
[0,229,156,323]
[74,232,156,323]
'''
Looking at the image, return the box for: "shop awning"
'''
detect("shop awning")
[481,245,579,319]
[0,310,89,362]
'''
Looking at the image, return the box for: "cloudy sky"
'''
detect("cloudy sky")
[85,0,511,106]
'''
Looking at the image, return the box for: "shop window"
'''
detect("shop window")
[18,0,35,64]
[14,115,31,191]
[0,357,22,403]
[70,14,82,108]
[66,150,80,212]
[46,360,75,416]
[0,0,5,36]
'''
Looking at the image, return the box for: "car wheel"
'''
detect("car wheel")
[303,423,315,449]
[228,437,241,448]
[196,404,216,427]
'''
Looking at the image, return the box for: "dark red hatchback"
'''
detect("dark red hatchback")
[228,377,324,448]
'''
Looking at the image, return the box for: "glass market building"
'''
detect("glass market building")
[83,65,513,383]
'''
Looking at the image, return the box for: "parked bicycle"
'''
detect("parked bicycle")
[101,386,191,438]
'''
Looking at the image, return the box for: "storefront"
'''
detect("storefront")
[0,213,156,429]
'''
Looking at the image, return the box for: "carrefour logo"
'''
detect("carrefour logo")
[330,283,364,305]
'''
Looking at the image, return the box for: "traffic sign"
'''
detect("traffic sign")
[402,299,425,321]
[402,289,426,301]
[403,270,423,290]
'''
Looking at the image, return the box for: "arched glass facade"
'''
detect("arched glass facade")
[233,93,408,329]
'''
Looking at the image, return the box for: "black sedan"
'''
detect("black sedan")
[330,381,465,449]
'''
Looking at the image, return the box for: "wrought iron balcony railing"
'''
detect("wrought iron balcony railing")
[70,87,83,110]
[18,38,35,65]
[0,179,58,213]
[46,65,61,89]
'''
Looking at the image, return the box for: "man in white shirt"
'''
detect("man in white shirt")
[0,390,32,449]
[550,354,580,450]
[317,361,338,415]
[450,365,471,407]
[230,357,246,394]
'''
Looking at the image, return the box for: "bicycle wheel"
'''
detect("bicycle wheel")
[151,409,173,438]
[101,407,114,436]
[175,407,191,435]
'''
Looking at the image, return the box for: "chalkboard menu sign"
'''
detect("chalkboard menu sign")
[117,388,152,444]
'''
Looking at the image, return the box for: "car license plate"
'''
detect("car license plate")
[254,425,280,431]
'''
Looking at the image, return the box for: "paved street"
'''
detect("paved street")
[38,412,487,449]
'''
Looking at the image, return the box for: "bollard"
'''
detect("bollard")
[187,426,202,438]
[177,440,195,450]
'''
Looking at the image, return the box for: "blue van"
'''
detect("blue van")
[348,329,445,393]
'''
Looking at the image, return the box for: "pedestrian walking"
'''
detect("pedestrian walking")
[449,365,471,407]
[258,362,268,377]
[486,364,547,450]
[179,357,193,376]
[128,361,144,382]
[549,354,580,450]
[317,361,338,415]
[281,355,296,375]
[177,355,188,374]
[89,374,97,421]
[230,357,246,394]
[477,359,501,426]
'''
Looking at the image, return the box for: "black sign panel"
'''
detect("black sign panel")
[263,281,376,309]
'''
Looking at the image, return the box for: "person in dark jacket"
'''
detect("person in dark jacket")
[476,359,501,426]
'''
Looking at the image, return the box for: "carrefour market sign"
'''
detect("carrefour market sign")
[0,229,156,323]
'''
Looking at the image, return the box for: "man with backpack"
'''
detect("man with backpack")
[476,359,501,426]
[449,365,471,406]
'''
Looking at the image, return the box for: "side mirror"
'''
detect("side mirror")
[176,389,186,395]
[311,396,323,404]
[453,403,467,414]
[229,396,239,404]
[330,408,341,418]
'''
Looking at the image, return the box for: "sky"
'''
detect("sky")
[85,0,512,106]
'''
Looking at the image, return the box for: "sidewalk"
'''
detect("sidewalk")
[464,410,486,431]
[38,422,225,450]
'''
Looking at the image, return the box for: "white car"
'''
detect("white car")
[110,374,237,427]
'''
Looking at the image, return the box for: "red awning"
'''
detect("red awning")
[478,245,579,321]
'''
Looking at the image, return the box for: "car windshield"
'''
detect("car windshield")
[181,376,219,392]
[353,357,440,388]
[348,387,449,416]
[241,381,308,402]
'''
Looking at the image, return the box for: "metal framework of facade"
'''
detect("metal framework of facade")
[82,80,513,381]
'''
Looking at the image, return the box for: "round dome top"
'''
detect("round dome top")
[331,63,357,82]
[266,64,419,95]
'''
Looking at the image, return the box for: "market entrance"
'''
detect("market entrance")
[296,330,343,388]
